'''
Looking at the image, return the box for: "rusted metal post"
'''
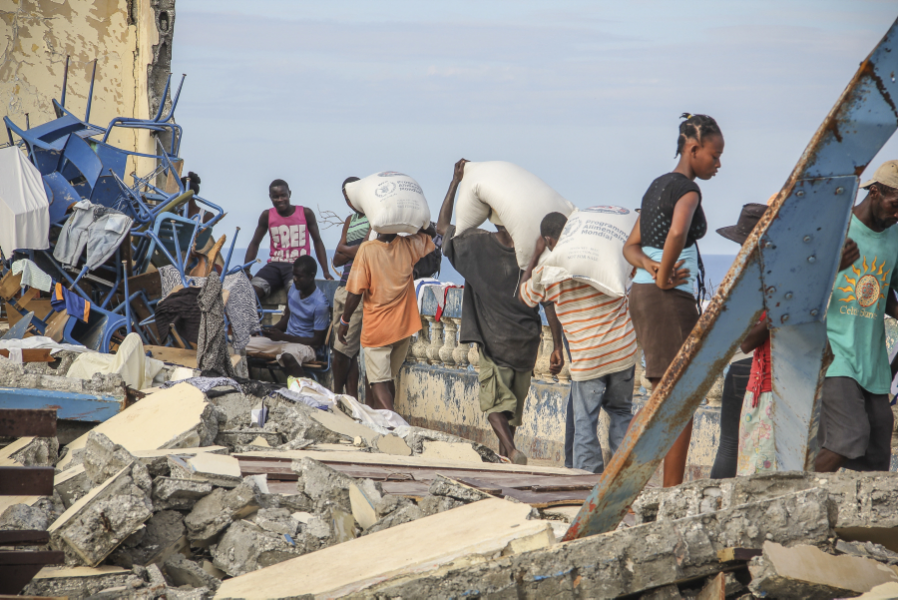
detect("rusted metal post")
[565,17,898,541]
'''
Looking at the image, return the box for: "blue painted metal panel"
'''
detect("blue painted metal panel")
[565,18,898,541]
[0,388,121,422]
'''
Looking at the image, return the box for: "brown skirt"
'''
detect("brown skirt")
[629,283,700,380]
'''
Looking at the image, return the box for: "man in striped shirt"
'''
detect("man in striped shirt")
[519,213,638,474]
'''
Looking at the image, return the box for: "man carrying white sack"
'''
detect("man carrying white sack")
[437,159,563,465]
[519,212,639,473]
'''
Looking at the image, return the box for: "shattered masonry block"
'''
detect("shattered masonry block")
[111,510,187,568]
[274,406,347,445]
[21,566,138,599]
[749,541,898,599]
[363,503,424,535]
[49,463,154,567]
[403,426,501,462]
[360,487,833,599]
[215,429,285,450]
[252,508,299,536]
[163,552,222,591]
[835,539,898,565]
[55,464,93,509]
[291,457,357,512]
[152,477,214,510]
[211,519,307,577]
[417,494,464,517]
[83,432,139,486]
[167,453,243,488]
[184,483,260,544]
[428,474,494,503]
[0,502,51,531]
[0,435,59,466]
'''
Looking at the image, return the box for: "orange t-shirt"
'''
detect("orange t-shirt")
[346,233,436,348]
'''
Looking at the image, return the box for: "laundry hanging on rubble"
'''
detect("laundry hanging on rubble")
[197,274,236,378]
[53,200,132,270]
[11,258,52,292]
[0,146,50,259]
[158,265,256,351]
[51,282,90,323]
[155,286,202,345]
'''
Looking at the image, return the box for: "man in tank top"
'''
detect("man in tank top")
[245,179,333,300]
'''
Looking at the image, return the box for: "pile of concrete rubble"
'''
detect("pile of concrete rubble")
[3,356,898,599]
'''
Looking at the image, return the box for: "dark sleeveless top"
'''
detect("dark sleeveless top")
[639,172,706,248]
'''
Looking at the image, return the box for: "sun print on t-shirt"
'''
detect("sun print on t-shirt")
[838,255,889,307]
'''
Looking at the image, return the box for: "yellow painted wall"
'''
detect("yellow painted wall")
[0,0,168,175]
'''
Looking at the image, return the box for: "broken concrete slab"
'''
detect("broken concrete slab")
[211,519,307,577]
[251,508,299,536]
[168,453,242,488]
[184,483,260,545]
[363,503,424,535]
[49,462,153,567]
[163,552,222,591]
[856,582,898,599]
[308,408,379,445]
[21,565,137,599]
[417,494,463,517]
[215,429,285,450]
[110,510,188,568]
[401,426,501,462]
[0,501,51,531]
[82,431,139,486]
[57,383,223,470]
[641,584,684,599]
[420,440,484,463]
[428,474,494,503]
[374,433,412,456]
[748,541,898,599]
[214,498,553,599]
[835,539,898,565]
[0,434,58,466]
[291,457,357,513]
[152,477,214,511]
[54,464,92,508]
[354,487,833,599]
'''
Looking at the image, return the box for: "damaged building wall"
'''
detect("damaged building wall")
[0,0,175,174]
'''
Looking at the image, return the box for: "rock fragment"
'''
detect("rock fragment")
[152,477,214,511]
[211,519,306,576]
[184,483,260,544]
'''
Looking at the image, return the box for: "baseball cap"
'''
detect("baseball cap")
[860,160,898,190]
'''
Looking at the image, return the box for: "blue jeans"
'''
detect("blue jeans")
[571,366,635,473]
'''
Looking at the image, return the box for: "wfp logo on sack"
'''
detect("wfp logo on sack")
[375,181,397,198]
[583,206,630,215]
[378,171,408,178]
[561,216,582,238]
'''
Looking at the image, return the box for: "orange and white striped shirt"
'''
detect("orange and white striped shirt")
[520,267,637,382]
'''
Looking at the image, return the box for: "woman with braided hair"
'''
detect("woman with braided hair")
[623,113,724,487]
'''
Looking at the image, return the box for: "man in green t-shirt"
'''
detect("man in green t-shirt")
[817,160,898,472]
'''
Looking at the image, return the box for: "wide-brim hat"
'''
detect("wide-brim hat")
[717,203,768,245]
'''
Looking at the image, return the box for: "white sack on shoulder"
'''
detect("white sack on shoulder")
[540,206,638,298]
[345,171,431,235]
[454,161,574,268]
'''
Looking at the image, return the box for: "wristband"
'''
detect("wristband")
[340,315,350,327]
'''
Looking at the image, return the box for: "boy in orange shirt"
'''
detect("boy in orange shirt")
[338,225,436,411]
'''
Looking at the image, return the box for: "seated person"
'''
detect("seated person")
[244,178,333,300]
[245,256,329,376]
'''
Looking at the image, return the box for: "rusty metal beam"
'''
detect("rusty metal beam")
[0,531,50,547]
[565,17,898,541]
[0,409,57,438]
[0,467,54,496]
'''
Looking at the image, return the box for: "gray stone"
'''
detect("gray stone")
[279,406,347,444]
[152,477,214,510]
[55,466,93,508]
[291,457,356,512]
[252,508,299,536]
[21,567,140,599]
[641,584,683,599]
[215,429,285,450]
[356,487,833,599]
[363,503,424,535]
[417,494,464,517]
[82,432,138,486]
[164,586,213,600]
[0,502,50,530]
[427,474,493,503]
[834,539,898,565]
[208,391,253,429]
[211,519,307,576]
[110,510,187,567]
[51,462,154,567]
[163,553,222,591]
[402,426,501,462]
[184,483,260,544]
[375,493,416,518]
[7,435,59,466]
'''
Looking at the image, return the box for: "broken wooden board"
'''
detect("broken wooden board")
[144,345,241,370]
[215,498,553,599]
[0,349,53,362]
[420,440,483,463]
[57,383,210,470]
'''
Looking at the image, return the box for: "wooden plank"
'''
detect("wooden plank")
[42,310,68,343]
[697,572,726,600]
[144,345,240,369]
[0,467,55,496]
[0,530,50,546]
[235,450,589,476]
[0,271,22,301]
[0,349,53,363]
[216,499,553,599]
[0,409,56,437]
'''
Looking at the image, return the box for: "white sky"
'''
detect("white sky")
[170,1,898,254]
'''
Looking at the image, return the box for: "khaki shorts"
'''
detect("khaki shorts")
[364,337,412,384]
[478,350,532,428]
[245,336,316,366]
[332,286,363,359]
